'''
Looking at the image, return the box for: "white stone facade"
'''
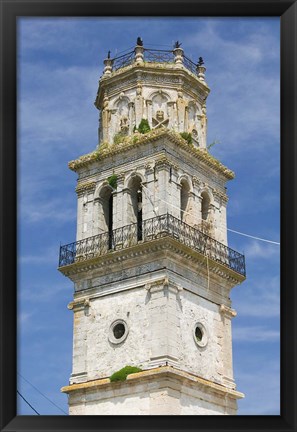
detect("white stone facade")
[60,41,245,415]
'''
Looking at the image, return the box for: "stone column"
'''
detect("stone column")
[128,102,135,135]
[219,305,237,389]
[167,101,176,130]
[113,173,126,229]
[155,158,171,216]
[135,84,144,127]
[143,163,157,221]
[102,94,110,143]
[176,90,186,132]
[200,103,207,149]
[146,99,152,127]
[192,177,202,226]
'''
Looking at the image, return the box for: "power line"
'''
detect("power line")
[18,372,68,415]
[17,390,40,415]
[141,184,280,245]
[227,228,280,245]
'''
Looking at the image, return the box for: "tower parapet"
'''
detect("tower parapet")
[95,38,210,149]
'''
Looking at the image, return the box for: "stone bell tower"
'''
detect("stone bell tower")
[59,38,246,415]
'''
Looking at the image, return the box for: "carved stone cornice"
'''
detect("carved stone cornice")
[76,181,96,195]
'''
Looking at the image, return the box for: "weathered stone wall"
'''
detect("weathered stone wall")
[74,138,229,245]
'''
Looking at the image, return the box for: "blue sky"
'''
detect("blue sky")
[17,17,280,415]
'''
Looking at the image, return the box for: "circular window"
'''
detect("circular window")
[193,322,208,348]
[109,319,129,344]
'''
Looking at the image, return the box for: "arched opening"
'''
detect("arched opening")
[201,192,210,221]
[99,186,113,249]
[180,179,190,222]
[128,175,143,241]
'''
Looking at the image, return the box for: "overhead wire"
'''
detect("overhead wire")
[141,184,280,245]
[17,390,40,415]
[18,372,67,415]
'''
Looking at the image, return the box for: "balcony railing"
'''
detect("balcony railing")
[59,214,246,277]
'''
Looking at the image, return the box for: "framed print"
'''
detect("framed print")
[1,1,296,431]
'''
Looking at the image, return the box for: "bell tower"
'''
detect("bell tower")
[59,38,246,415]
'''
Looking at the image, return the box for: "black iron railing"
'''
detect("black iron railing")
[110,48,197,74]
[59,214,245,277]
[112,50,135,70]
[143,49,175,64]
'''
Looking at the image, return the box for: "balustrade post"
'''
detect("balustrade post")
[103,56,113,76]
[173,47,184,66]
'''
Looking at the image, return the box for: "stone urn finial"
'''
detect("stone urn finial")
[135,37,144,64]
[197,57,206,81]
[103,51,113,75]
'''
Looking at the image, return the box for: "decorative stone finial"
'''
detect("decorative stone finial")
[173,44,184,66]
[135,37,144,64]
[198,56,204,66]
[197,57,206,81]
[136,36,143,46]
[174,41,182,48]
[103,52,113,75]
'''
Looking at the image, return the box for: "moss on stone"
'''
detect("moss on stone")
[110,366,143,382]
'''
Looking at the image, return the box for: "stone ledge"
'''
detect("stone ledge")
[68,129,234,180]
[61,365,244,400]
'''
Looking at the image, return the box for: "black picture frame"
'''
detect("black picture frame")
[1,1,296,431]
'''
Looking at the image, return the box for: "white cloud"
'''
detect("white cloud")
[232,273,280,318]
[183,20,280,160]
[244,241,280,260]
[233,325,279,342]
[236,358,280,414]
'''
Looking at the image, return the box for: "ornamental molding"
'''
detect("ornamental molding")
[145,277,183,295]
[219,304,237,318]
[212,188,229,203]
[67,298,90,312]
[76,181,96,195]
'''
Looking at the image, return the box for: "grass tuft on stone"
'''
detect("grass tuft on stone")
[110,366,143,382]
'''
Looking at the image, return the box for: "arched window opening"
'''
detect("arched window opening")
[99,186,113,249]
[180,179,190,222]
[128,176,143,241]
[201,192,210,221]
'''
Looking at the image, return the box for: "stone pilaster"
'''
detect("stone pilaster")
[146,278,182,368]
[219,304,237,389]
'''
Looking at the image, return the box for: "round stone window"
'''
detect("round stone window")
[193,322,208,348]
[109,319,129,344]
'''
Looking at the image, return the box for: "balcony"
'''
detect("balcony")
[58,214,246,277]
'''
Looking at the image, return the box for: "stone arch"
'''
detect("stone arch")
[199,189,214,236]
[179,176,192,223]
[124,171,145,190]
[95,183,114,247]
[178,174,193,192]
